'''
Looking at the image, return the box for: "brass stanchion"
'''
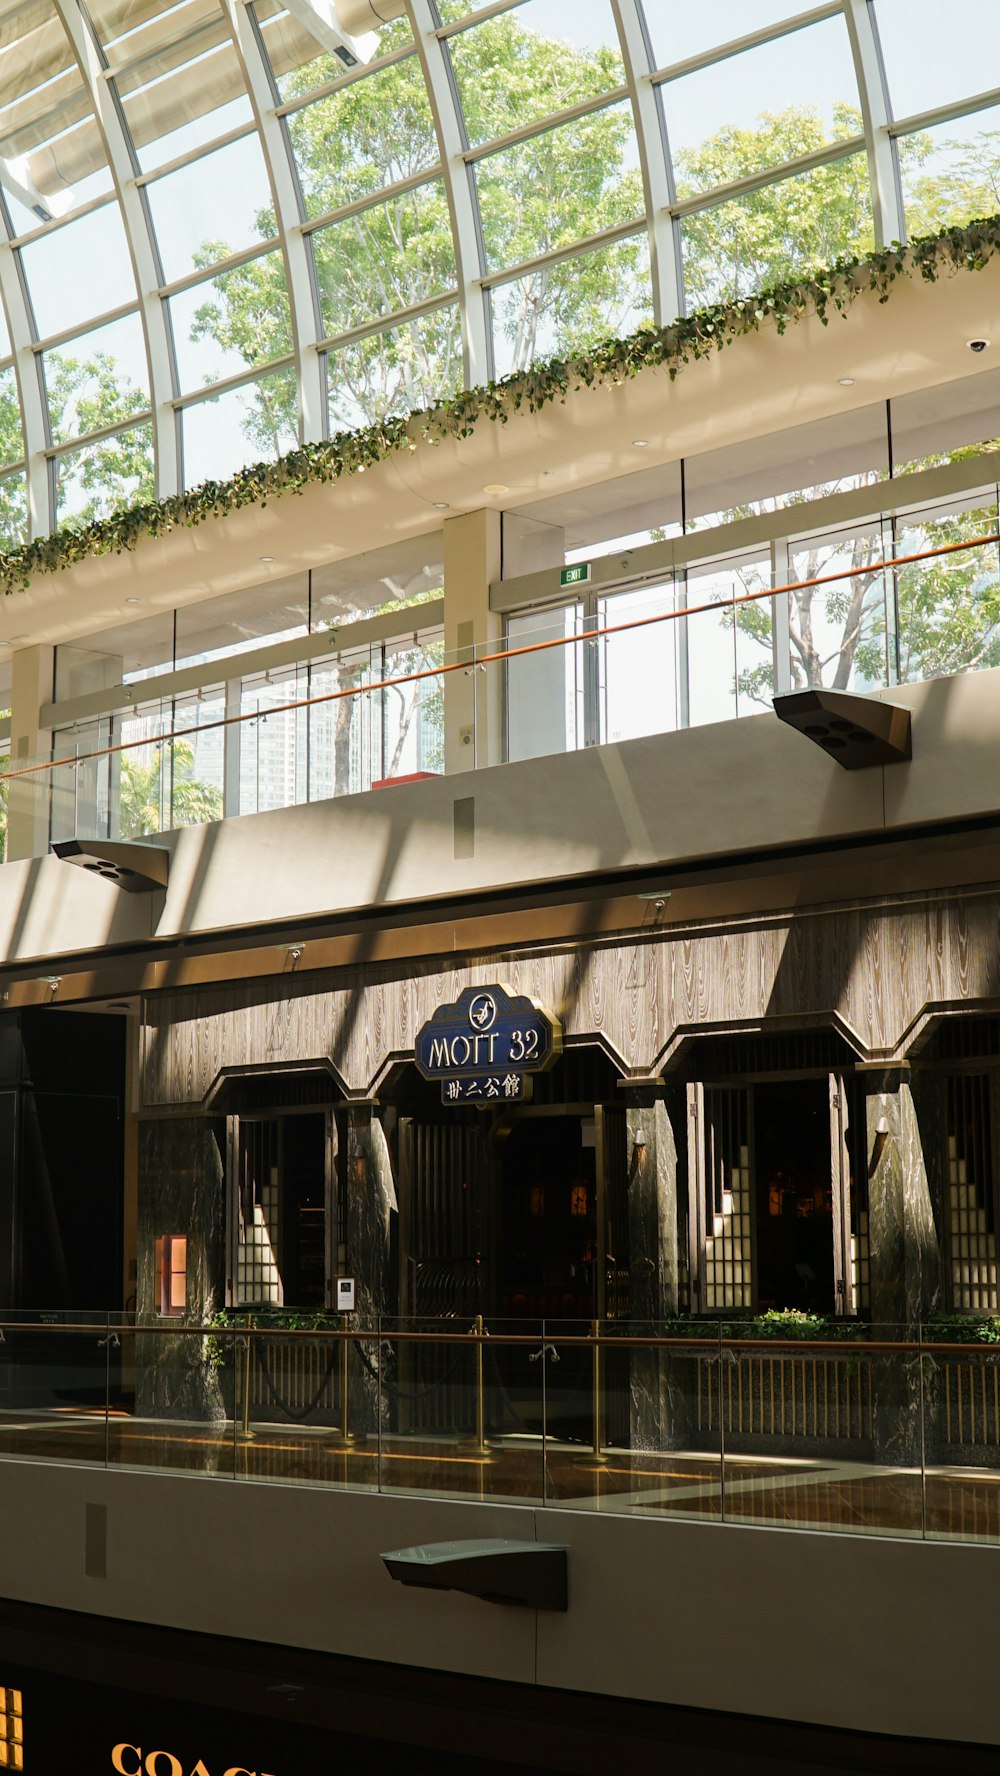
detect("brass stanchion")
[327,1315,356,1448]
[237,1314,255,1443]
[576,1319,608,1467]
[461,1314,493,1459]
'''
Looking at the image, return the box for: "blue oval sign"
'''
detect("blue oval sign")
[415,984,561,1081]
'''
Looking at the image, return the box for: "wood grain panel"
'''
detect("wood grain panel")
[140,883,1000,1107]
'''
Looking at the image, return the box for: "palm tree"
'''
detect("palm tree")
[119,739,221,836]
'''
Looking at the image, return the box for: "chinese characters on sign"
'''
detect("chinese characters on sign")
[413,985,562,1107]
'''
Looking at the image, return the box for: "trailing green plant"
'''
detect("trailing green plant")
[923,1311,1000,1346]
[205,1305,342,1369]
[1,215,999,599]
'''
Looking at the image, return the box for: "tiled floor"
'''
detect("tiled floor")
[1,1407,999,1540]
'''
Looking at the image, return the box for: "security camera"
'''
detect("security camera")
[967,338,990,353]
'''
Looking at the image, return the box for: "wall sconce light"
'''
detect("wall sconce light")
[37,975,61,998]
[773,687,912,769]
[633,1129,646,1150]
[280,943,305,966]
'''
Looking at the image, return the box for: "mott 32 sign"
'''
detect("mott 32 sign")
[414,985,562,1106]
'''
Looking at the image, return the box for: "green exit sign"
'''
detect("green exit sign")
[560,562,591,587]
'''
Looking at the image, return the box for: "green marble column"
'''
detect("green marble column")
[625,1088,687,1450]
[865,1070,941,1465]
[136,1116,227,1423]
[342,1103,397,1435]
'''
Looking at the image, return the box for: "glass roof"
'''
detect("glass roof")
[0,0,990,546]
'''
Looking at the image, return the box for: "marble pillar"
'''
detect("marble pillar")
[865,1071,941,1465]
[136,1117,227,1422]
[342,1103,397,1434]
[625,1089,687,1450]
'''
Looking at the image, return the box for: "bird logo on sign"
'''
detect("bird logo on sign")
[469,992,497,1032]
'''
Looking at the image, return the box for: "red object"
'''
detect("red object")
[370,771,439,790]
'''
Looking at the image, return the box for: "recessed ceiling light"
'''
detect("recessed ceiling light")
[432,501,450,510]
[481,482,509,496]
[125,596,141,605]
[837,377,856,387]
[632,438,650,447]
[259,554,275,562]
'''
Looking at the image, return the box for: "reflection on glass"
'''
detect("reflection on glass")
[182,370,298,488]
[313,178,455,340]
[895,500,1000,685]
[54,423,155,530]
[286,54,436,220]
[170,693,225,828]
[175,574,310,669]
[680,152,873,310]
[891,367,1000,475]
[449,0,624,150]
[169,252,293,395]
[490,231,651,379]
[506,604,583,762]
[21,204,135,337]
[145,133,274,283]
[324,306,464,429]
[264,9,413,102]
[684,406,889,531]
[898,106,1000,240]
[109,0,253,174]
[475,101,641,275]
[44,314,150,445]
[788,523,891,692]
[873,0,1000,121]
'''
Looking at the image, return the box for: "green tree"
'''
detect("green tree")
[191,14,647,438]
[119,739,222,837]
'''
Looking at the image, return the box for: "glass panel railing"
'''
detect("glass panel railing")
[7,1313,1000,1541]
[7,521,1000,859]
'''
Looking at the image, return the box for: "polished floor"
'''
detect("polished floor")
[0,1406,998,1542]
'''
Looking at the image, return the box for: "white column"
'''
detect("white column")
[844,0,905,247]
[443,508,502,773]
[612,0,684,324]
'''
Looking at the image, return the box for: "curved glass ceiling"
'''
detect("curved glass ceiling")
[0,0,992,544]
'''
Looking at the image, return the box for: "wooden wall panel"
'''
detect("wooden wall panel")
[139,884,1000,1107]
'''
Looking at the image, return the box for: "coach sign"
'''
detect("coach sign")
[415,985,561,1104]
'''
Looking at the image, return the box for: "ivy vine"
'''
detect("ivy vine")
[3,214,998,599]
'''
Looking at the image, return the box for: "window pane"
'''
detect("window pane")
[108,0,254,174]
[506,605,583,762]
[895,498,1000,685]
[44,314,150,446]
[599,585,681,743]
[286,54,436,219]
[182,369,298,488]
[684,404,889,530]
[380,632,445,780]
[788,521,892,692]
[490,232,651,379]
[239,664,309,813]
[0,368,23,470]
[668,18,861,199]
[117,708,177,837]
[475,100,641,275]
[169,251,292,395]
[175,573,310,669]
[21,204,136,337]
[325,305,464,429]
[891,367,1000,474]
[898,106,1000,239]
[450,0,625,150]
[506,459,683,566]
[0,7,111,222]
[685,555,771,726]
[170,692,225,829]
[313,178,455,339]
[873,0,1000,120]
[680,152,874,311]
[262,7,413,102]
[54,423,154,529]
[642,0,808,66]
[145,134,275,283]
[0,471,27,548]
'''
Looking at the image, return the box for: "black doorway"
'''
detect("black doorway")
[500,1114,597,1320]
[754,1080,834,1312]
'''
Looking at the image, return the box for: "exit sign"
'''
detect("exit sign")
[560,562,591,587]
